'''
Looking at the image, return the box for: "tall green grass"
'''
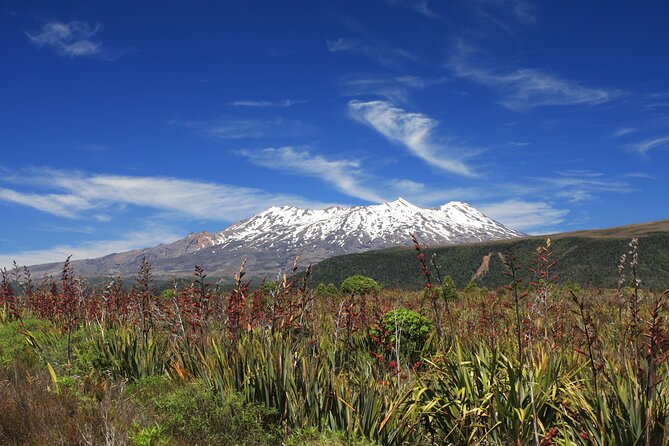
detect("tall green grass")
[1,240,668,444]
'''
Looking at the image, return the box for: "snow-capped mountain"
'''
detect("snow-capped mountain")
[28,199,524,278]
[203,198,521,252]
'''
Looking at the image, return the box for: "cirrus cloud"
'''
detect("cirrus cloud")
[629,135,669,155]
[0,168,332,223]
[480,199,569,234]
[26,20,126,60]
[449,43,623,110]
[348,100,478,177]
[238,146,386,203]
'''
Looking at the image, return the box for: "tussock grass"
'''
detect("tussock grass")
[0,238,668,445]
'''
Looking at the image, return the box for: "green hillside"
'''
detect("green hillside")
[309,223,669,290]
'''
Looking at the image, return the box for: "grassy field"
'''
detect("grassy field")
[1,237,668,445]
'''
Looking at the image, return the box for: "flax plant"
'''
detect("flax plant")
[2,239,669,445]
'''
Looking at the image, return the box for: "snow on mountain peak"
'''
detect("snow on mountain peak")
[204,199,523,258]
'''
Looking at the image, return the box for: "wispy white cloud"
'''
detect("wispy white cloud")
[506,0,536,24]
[449,43,623,110]
[612,127,637,138]
[239,146,490,205]
[338,75,448,103]
[0,188,92,218]
[628,135,669,154]
[348,100,478,177]
[554,170,604,178]
[230,99,307,108]
[0,169,331,222]
[388,179,426,194]
[467,0,537,32]
[0,225,182,269]
[547,175,631,203]
[624,172,656,179]
[239,147,386,203]
[390,169,633,214]
[325,37,418,68]
[410,1,441,19]
[504,170,632,204]
[26,21,101,56]
[384,0,442,19]
[26,20,125,60]
[480,199,569,233]
[182,116,310,139]
[326,37,359,52]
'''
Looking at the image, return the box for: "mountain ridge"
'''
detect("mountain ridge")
[25,198,523,278]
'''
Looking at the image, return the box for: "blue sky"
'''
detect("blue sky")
[1,0,669,267]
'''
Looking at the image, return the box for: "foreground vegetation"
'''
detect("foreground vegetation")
[1,237,668,445]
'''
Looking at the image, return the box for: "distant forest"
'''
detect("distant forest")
[308,233,669,291]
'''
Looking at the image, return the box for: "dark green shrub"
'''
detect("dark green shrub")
[315,282,339,299]
[373,308,433,364]
[463,278,479,293]
[340,275,380,295]
[382,308,432,345]
[441,275,459,301]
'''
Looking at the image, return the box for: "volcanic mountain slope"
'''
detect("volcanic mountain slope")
[27,198,524,278]
[308,219,669,291]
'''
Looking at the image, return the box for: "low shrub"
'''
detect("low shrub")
[341,275,381,295]
[139,379,281,445]
[375,308,433,363]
